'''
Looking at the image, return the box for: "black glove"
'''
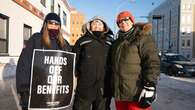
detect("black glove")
[138,85,156,108]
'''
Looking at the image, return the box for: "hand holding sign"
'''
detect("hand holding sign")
[28,49,76,109]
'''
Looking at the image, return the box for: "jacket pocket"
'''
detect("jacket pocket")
[119,77,138,100]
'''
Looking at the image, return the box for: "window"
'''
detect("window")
[187,15,191,24]
[51,0,54,12]
[40,0,46,7]
[23,24,32,47]
[181,16,185,24]
[0,13,9,54]
[63,11,67,26]
[186,54,190,58]
[181,27,185,33]
[58,4,61,16]
[182,4,186,9]
[181,39,185,47]
[187,4,191,10]
[186,27,191,34]
[187,39,190,47]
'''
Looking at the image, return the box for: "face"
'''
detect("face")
[118,17,133,32]
[47,20,60,30]
[90,20,104,32]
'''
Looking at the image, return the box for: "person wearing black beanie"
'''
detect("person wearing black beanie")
[16,12,70,110]
[44,13,61,26]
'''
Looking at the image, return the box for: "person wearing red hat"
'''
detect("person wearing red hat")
[111,11,160,110]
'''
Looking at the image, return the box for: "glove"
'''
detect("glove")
[138,85,156,108]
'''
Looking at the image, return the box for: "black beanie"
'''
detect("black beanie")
[44,13,61,26]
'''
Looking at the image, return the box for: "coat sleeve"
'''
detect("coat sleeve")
[63,39,72,51]
[16,34,36,93]
[72,38,82,77]
[139,34,160,85]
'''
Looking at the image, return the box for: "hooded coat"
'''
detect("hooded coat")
[16,13,70,107]
[73,17,114,101]
[111,23,160,101]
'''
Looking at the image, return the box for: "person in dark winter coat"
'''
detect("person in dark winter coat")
[16,13,70,110]
[111,11,160,110]
[72,16,114,110]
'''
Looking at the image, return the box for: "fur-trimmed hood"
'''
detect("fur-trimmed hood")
[117,22,152,43]
[82,16,113,36]
[133,22,152,36]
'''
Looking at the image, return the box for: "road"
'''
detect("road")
[1,73,195,110]
[152,74,195,110]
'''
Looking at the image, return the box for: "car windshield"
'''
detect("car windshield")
[167,55,189,61]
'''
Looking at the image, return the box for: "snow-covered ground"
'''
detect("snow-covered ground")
[152,73,195,110]
[1,64,195,110]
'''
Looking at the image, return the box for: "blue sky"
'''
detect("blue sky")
[68,0,165,31]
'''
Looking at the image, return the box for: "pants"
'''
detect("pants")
[115,101,152,110]
[73,94,106,110]
[19,92,29,110]
[105,97,112,110]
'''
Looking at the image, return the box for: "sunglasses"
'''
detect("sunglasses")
[47,20,60,25]
[118,17,130,24]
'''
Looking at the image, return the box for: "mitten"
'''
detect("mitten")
[138,85,156,108]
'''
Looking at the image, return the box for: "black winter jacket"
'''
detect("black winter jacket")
[16,33,70,94]
[73,31,113,100]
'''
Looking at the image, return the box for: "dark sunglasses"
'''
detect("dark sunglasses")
[118,17,130,24]
[47,20,60,25]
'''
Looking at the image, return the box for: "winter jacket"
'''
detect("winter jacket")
[73,18,114,101]
[111,23,160,101]
[16,33,70,94]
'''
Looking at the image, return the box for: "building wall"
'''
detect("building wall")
[149,0,195,60]
[70,9,85,45]
[0,0,71,63]
[180,0,194,59]
[193,4,195,59]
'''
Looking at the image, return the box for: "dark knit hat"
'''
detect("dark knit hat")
[44,13,61,25]
[117,11,135,25]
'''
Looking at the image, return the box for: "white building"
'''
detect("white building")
[0,0,71,64]
[149,0,195,60]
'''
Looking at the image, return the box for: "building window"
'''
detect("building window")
[58,4,61,16]
[23,24,32,47]
[181,27,185,33]
[0,14,9,54]
[187,4,191,10]
[186,27,191,34]
[40,0,46,7]
[182,4,185,9]
[187,39,190,47]
[63,11,67,26]
[51,0,54,12]
[186,54,190,58]
[187,15,191,24]
[181,16,185,24]
[181,39,185,47]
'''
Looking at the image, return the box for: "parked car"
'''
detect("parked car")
[160,53,195,77]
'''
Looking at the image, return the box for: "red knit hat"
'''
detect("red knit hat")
[117,11,135,25]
